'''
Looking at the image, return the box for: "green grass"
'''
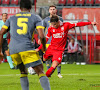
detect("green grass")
[0,63,100,90]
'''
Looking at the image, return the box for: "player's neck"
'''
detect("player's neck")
[50,14,56,17]
[21,8,30,12]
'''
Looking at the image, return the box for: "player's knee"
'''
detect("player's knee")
[52,61,59,68]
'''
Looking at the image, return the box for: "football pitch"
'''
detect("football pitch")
[0,63,100,90]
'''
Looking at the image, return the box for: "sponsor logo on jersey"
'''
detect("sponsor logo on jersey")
[53,33,62,38]
[58,57,61,60]
[53,31,64,38]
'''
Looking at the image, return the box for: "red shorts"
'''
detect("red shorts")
[43,48,63,64]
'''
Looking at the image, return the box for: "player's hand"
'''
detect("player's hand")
[38,39,41,45]
[35,48,39,52]
[91,22,98,25]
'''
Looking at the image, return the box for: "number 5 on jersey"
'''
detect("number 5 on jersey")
[17,18,28,35]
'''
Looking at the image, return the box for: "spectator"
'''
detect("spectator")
[67,38,79,64]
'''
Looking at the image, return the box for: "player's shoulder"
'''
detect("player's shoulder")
[7,15,15,21]
[31,13,39,17]
[63,22,71,25]
[43,16,50,21]
[31,13,42,21]
[58,16,63,21]
[58,16,63,19]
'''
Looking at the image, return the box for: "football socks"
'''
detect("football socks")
[46,67,55,77]
[20,74,29,90]
[39,75,51,90]
[7,56,14,69]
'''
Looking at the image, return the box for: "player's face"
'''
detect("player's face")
[2,14,8,22]
[51,21,60,28]
[49,7,57,16]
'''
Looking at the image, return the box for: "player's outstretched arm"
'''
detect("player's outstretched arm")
[68,22,97,30]
[76,22,97,27]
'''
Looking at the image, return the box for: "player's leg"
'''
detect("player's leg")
[2,47,6,63]
[19,63,29,90]
[45,44,52,70]
[46,60,59,77]
[57,64,63,78]
[46,60,52,70]
[5,50,15,69]
[21,50,51,90]
[3,39,14,69]
[11,53,29,90]
[33,64,51,90]
[45,50,63,77]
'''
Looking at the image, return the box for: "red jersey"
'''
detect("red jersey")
[46,22,91,51]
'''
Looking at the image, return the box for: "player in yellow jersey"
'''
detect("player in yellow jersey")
[0,0,50,90]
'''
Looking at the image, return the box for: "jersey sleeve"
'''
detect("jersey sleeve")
[66,22,91,30]
[35,15,44,29]
[2,18,10,30]
[38,44,43,50]
[42,19,47,29]
[76,22,91,27]
[66,22,76,30]
[46,27,52,40]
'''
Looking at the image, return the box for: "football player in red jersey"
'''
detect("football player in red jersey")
[43,15,97,77]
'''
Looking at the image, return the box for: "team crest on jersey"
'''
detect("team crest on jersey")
[61,26,64,31]
[58,57,61,60]
[53,29,55,32]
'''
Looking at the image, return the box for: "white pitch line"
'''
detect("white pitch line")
[0,74,20,77]
[1,73,100,77]
[62,73,100,75]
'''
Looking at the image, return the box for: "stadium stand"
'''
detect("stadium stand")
[58,0,66,6]
[76,0,85,6]
[66,0,76,6]
[0,0,99,6]
[94,0,100,6]
[11,0,19,5]
[0,0,1,4]
[37,0,58,6]
[85,0,94,6]
[2,0,10,5]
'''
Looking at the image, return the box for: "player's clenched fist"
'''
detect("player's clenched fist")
[91,22,98,25]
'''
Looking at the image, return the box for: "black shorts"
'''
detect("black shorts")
[2,38,8,54]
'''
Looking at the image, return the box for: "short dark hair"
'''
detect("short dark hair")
[50,15,59,23]
[2,13,8,16]
[49,5,56,9]
[20,0,32,10]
